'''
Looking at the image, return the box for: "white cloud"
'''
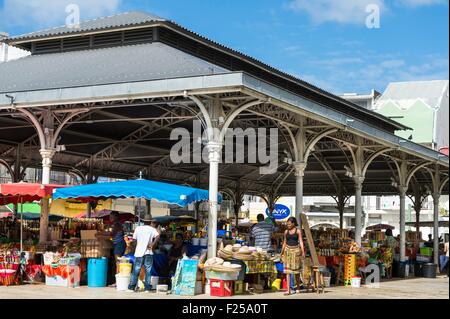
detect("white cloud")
[0,0,121,30]
[310,57,364,67]
[285,0,385,25]
[395,0,448,7]
[380,59,406,68]
[299,51,448,94]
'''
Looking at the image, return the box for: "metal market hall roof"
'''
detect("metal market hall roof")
[8,11,165,41]
[0,11,446,198]
[2,11,408,133]
[0,42,228,93]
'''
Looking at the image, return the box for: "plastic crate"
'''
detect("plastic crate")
[209,279,234,297]
[344,254,357,286]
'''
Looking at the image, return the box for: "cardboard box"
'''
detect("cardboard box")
[80,230,98,240]
[45,275,80,288]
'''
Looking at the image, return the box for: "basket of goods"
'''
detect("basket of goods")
[348,242,361,253]
[204,257,242,278]
[63,238,81,255]
[204,257,226,271]
[209,262,242,273]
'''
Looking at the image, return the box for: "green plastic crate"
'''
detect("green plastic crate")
[420,247,433,256]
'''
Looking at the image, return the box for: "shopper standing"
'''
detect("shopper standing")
[281,217,305,295]
[384,228,397,279]
[440,241,449,276]
[127,220,160,292]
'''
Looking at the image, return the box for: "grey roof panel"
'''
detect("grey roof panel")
[376,80,449,109]
[9,11,165,41]
[0,42,229,93]
[4,10,407,132]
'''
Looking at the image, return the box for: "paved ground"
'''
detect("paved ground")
[0,276,448,299]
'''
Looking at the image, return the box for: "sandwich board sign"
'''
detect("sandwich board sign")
[172,259,199,296]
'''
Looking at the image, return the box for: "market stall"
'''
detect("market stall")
[0,183,67,286]
[53,178,215,290]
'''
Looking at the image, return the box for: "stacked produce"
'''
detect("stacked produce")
[63,238,81,254]
[338,240,361,254]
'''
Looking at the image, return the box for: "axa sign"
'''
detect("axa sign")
[265,204,291,220]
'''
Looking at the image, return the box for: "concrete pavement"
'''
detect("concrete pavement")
[0,276,448,299]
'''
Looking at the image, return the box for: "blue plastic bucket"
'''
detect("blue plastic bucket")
[87,258,108,288]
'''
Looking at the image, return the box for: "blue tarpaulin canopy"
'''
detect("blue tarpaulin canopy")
[53,179,219,207]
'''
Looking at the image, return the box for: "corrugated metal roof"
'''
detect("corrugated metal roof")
[0,42,229,93]
[376,80,449,110]
[8,11,165,41]
[160,22,408,131]
[3,10,408,132]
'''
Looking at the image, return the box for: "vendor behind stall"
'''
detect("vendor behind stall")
[96,211,126,275]
[385,228,398,251]
[251,214,275,252]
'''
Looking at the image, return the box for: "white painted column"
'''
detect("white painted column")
[399,186,407,262]
[39,149,55,244]
[294,161,306,223]
[433,193,440,266]
[354,176,364,246]
[207,141,221,259]
[40,149,55,185]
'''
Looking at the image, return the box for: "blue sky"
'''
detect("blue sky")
[0,0,448,94]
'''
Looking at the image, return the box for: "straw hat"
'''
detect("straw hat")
[232,244,242,252]
[238,247,251,254]
[224,245,234,253]
[205,257,224,267]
